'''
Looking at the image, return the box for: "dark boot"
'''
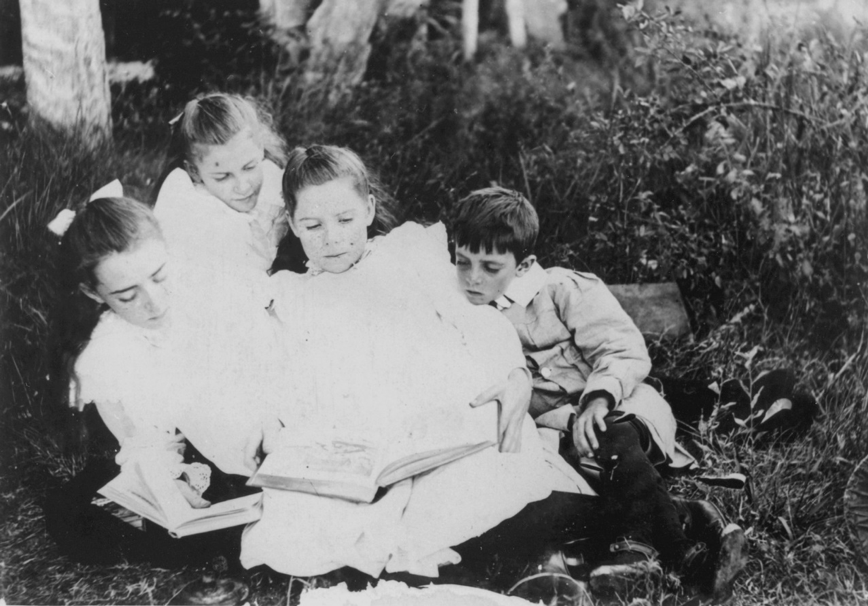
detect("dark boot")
[508,550,589,606]
[587,417,693,599]
[673,497,747,603]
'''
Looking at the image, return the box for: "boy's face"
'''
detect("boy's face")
[455,245,534,306]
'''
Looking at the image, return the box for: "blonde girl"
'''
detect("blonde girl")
[154,93,305,279]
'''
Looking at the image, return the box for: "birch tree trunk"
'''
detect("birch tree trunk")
[261,0,310,72]
[525,0,566,49]
[261,0,309,31]
[19,0,111,146]
[304,0,384,105]
[462,0,479,61]
[504,0,527,49]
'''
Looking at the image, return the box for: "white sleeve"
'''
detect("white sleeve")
[76,330,175,445]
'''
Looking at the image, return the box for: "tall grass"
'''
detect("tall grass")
[1,3,867,603]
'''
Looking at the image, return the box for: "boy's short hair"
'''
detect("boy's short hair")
[452,187,539,261]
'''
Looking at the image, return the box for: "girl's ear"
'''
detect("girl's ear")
[287,214,300,238]
[184,160,202,184]
[365,194,376,227]
[79,283,105,305]
[515,254,537,277]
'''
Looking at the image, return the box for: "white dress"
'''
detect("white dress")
[240,222,591,578]
[153,160,286,288]
[75,261,283,477]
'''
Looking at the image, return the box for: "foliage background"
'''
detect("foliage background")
[1,0,867,603]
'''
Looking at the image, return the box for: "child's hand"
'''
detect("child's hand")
[471,367,532,454]
[572,397,610,458]
[242,416,283,473]
[174,478,211,508]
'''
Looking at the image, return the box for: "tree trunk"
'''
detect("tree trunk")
[261,0,310,73]
[525,0,566,49]
[462,0,479,61]
[383,0,427,19]
[304,0,382,104]
[504,0,527,49]
[19,0,111,146]
[261,0,309,31]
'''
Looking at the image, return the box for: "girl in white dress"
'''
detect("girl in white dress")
[45,193,279,566]
[241,146,594,581]
[153,93,304,281]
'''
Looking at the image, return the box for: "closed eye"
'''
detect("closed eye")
[118,292,138,304]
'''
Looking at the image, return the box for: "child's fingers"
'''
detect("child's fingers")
[242,429,263,473]
[175,479,211,509]
[594,411,608,434]
[500,428,522,453]
[262,420,282,456]
[470,381,506,408]
[498,411,518,453]
[572,420,591,457]
[585,422,600,452]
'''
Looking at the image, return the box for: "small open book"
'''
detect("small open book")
[248,404,498,503]
[98,459,262,538]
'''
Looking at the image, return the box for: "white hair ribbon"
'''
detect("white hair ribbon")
[46,179,124,237]
[47,209,77,237]
[89,179,124,202]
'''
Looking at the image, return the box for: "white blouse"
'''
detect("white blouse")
[241,222,590,578]
[154,160,287,280]
[75,261,284,477]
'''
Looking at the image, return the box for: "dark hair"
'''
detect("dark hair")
[452,186,539,261]
[153,93,286,200]
[49,197,163,409]
[282,145,398,237]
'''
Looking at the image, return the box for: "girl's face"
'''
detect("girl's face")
[194,128,265,213]
[83,237,172,329]
[289,176,375,274]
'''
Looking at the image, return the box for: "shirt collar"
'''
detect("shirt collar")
[492,261,548,310]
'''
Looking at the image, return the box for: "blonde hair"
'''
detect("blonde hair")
[175,93,286,180]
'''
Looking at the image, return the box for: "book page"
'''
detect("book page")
[384,397,498,466]
[133,460,263,536]
[97,469,167,529]
[255,438,381,484]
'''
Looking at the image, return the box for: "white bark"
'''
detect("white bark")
[383,0,427,19]
[19,0,111,146]
[261,0,309,30]
[305,0,383,103]
[525,0,566,49]
[462,0,479,61]
[505,0,527,49]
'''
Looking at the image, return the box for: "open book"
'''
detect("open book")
[98,459,262,538]
[248,403,498,503]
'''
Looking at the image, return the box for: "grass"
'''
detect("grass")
[2,2,867,604]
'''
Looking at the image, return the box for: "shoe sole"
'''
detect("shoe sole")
[711,523,747,603]
[589,560,663,598]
